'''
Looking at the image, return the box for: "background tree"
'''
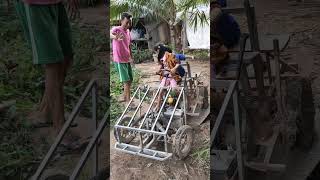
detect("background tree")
[110,0,209,51]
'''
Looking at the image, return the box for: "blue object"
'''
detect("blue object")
[175,54,186,61]
[215,13,241,48]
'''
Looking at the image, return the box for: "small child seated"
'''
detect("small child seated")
[211,1,241,74]
[155,52,182,111]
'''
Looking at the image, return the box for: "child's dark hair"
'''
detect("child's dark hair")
[121,12,132,20]
[211,1,221,8]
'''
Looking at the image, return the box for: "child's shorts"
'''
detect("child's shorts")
[160,78,177,88]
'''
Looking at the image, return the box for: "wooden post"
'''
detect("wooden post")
[244,0,260,51]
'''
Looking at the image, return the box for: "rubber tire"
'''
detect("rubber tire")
[198,86,209,109]
[174,125,194,160]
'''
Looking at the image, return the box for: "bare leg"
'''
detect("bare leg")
[156,89,164,111]
[37,57,72,124]
[44,63,65,134]
[124,81,131,103]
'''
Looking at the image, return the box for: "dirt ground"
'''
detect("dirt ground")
[110,59,210,180]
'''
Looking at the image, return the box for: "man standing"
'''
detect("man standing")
[15,0,79,145]
[111,12,134,104]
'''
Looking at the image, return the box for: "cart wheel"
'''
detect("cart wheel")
[198,86,209,109]
[114,116,136,143]
[174,125,194,159]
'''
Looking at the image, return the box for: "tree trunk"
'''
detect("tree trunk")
[169,20,176,51]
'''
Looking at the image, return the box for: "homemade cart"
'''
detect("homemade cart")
[114,62,209,161]
[211,0,315,179]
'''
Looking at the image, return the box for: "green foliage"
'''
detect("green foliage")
[110,63,141,124]
[110,0,209,30]
[131,43,153,63]
[191,147,210,169]
[0,11,108,179]
[0,106,40,179]
[186,49,209,60]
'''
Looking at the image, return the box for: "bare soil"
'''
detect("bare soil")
[110,59,210,180]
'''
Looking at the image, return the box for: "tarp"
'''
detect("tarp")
[182,5,210,50]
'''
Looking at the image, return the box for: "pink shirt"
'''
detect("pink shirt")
[112,26,131,63]
[23,0,62,4]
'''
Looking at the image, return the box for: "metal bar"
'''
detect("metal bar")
[32,79,96,180]
[92,83,98,176]
[70,110,110,180]
[212,80,232,88]
[186,62,192,78]
[115,87,140,125]
[273,39,283,114]
[151,87,172,131]
[115,143,172,161]
[266,53,272,84]
[115,125,166,135]
[128,86,151,126]
[183,90,187,125]
[139,87,141,117]
[210,81,237,146]
[164,136,168,152]
[164,89,184,133]
[233,87,244,180]
[139,86,162,129]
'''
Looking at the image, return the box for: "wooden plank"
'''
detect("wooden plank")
[211,80,233,88]
[246,162,286,172]
[211,81,237,145]
[233,87,245,180]
[229,34,290,52]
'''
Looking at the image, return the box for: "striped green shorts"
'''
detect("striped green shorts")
[114,63,133,83]
[15,0,73,65]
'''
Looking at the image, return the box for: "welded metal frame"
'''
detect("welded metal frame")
[32,79,109,180]
[114,85,187,161]
[211,80,245,180]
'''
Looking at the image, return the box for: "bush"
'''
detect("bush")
[131,43,153,64]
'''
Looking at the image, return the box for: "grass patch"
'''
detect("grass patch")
[185,49,209,60]
[0,9,108,179]
[110,63,141,125]
[191,147,210,169]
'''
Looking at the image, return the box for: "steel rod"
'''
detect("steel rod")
[165,89,184,133]
[151,87,172,131]
[139,86,161,129]
[32,79,96,180]
[114,125,166,135]
[115,87,140,125]
[210,81,237,146]
[128,86,151,126]
[92,83,98,176]
[70,110,110,180]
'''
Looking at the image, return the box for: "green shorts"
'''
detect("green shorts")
[15,0,73,65]
[114,63,133,83]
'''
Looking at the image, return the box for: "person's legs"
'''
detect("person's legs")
[124,81,131,103]
[115,62,133,103]
[44,63,65,132]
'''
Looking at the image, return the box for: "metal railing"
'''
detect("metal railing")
[32,78,109,180]
[114,85,186,161]
[211,80,244,180]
